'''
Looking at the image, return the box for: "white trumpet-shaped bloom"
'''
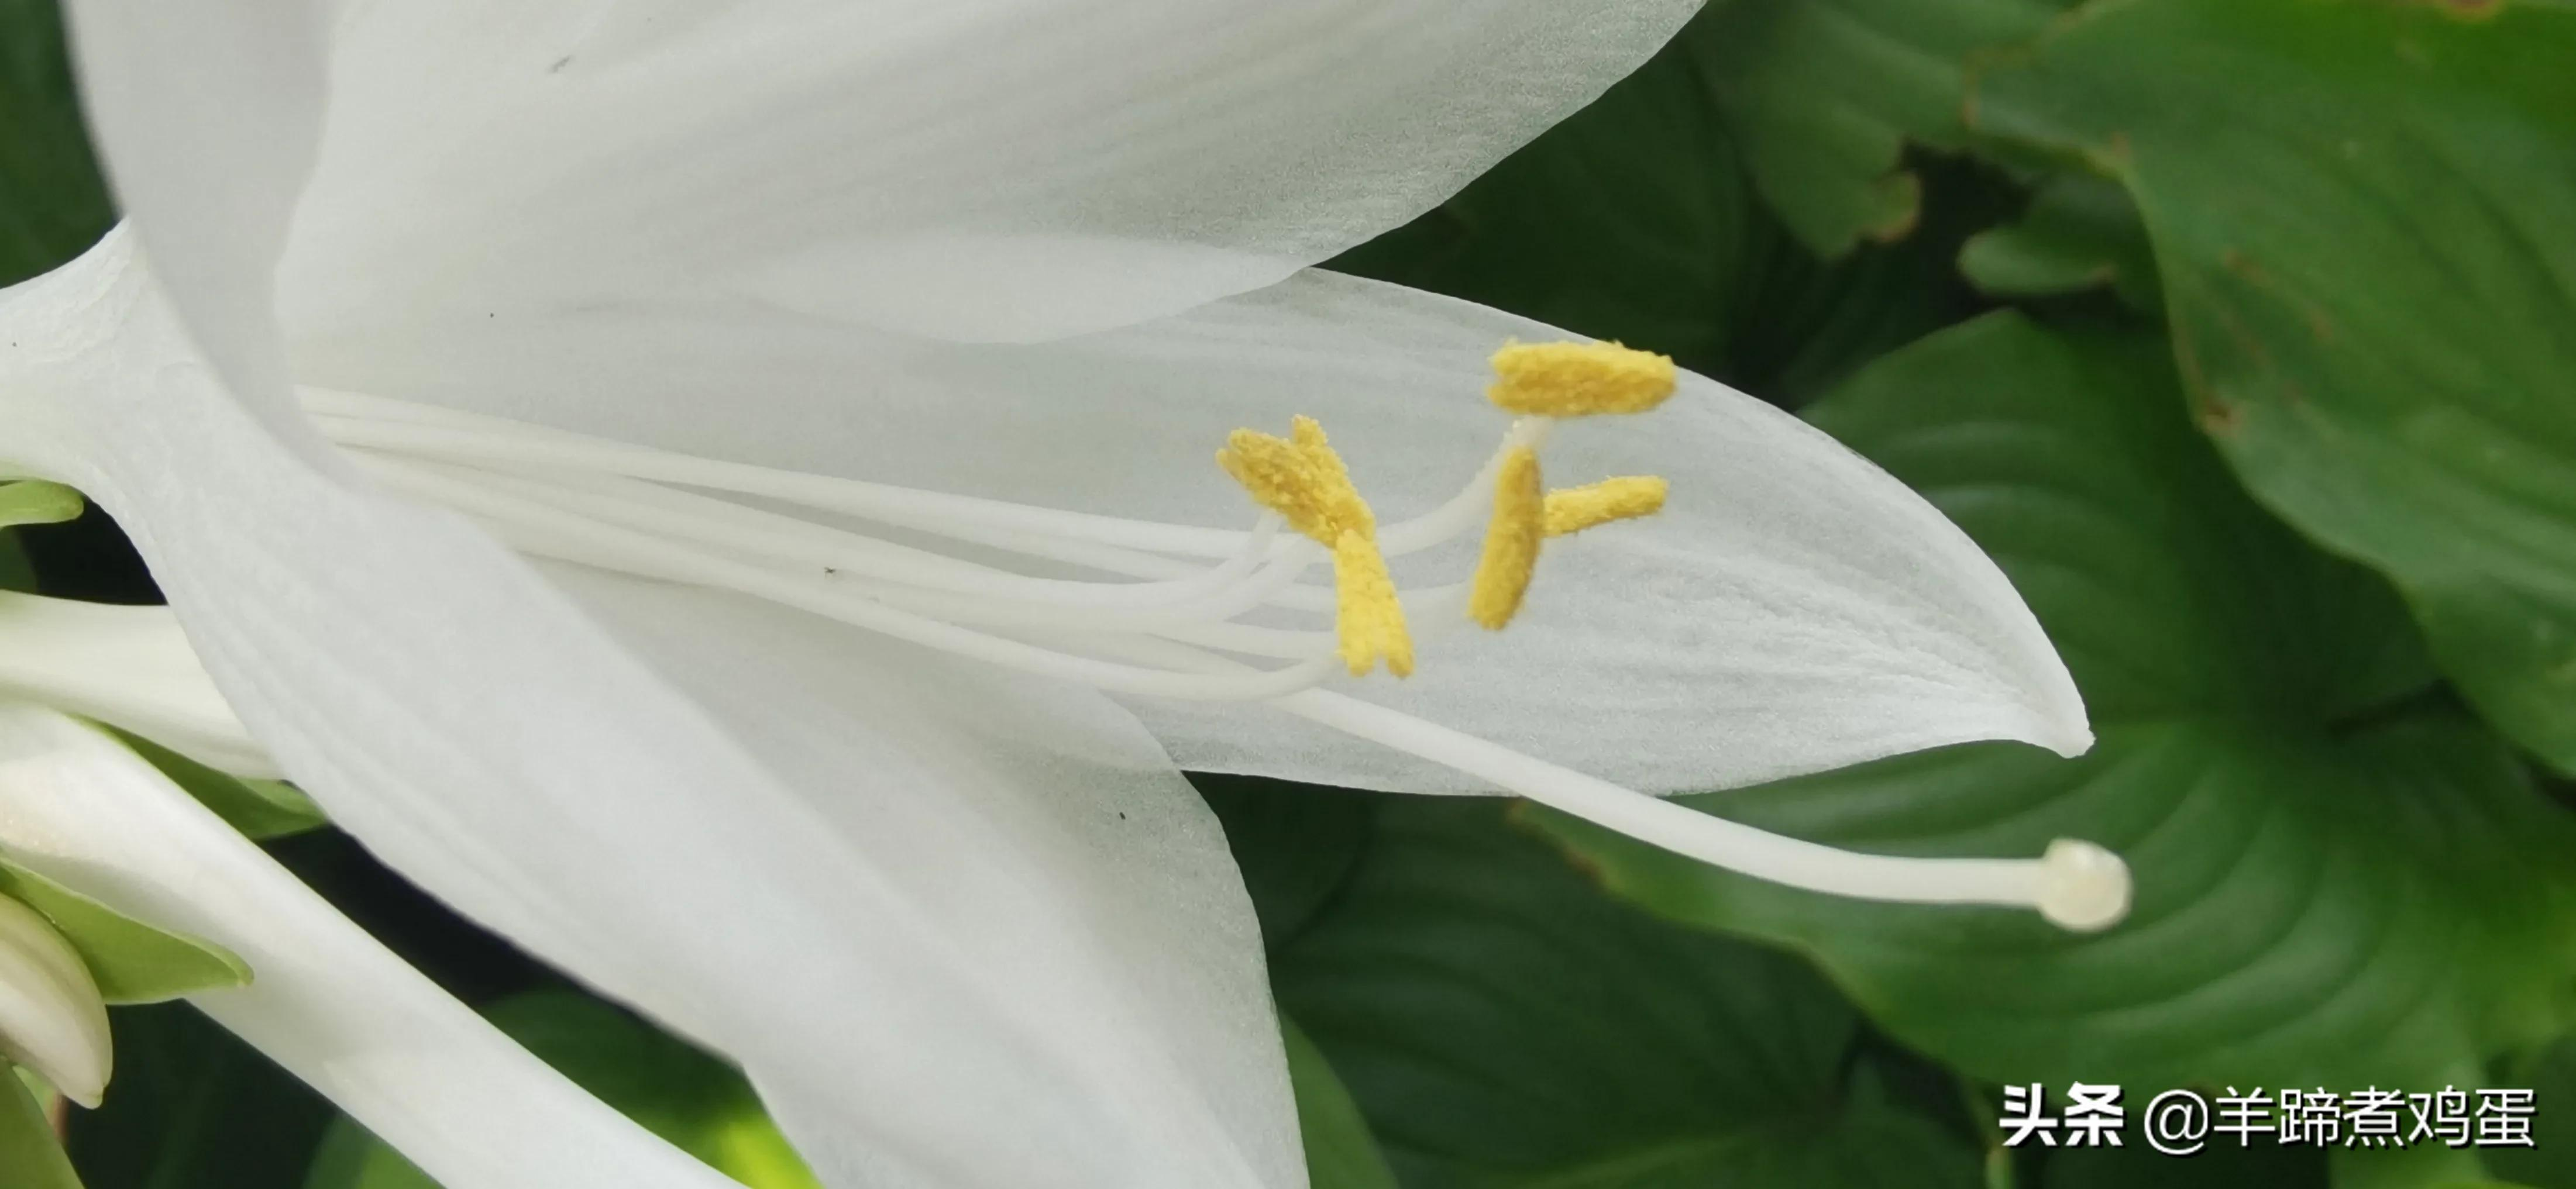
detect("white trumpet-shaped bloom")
[0,1,2113,1186]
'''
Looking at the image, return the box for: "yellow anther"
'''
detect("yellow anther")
[1291,416,1374,539]
[1333,531,1412,677]
[1488,340,1679,418]
[1543,475,1669,537]
[1219,416,1412,677]
[1217,416,1373,546]
[1468,446,1545,630]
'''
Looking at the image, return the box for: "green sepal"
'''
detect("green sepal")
[111,729,326,841]
[0,1067,84,1189]
[0,859,249,1004]
[0,480,81,529]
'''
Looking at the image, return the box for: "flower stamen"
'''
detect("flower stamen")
[1217,416,1410,677]
[1467,446,1543,630]
[1487,339,1680,417]
[1465,342,1677,630]
[1544,475,1669,539]
[1330,533,1411,678]
[302,340,2133,935]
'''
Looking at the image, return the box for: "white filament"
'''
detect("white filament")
[308,390,2128,931]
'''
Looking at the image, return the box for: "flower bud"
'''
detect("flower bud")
[0,894,110,1107]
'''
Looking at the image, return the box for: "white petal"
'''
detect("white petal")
[62,0,328,416]
[0,592,275,778]
[295,269,2089,797]
[274,0,1699,342]
[0,705,740,1188]
[0,893,109,1107]
[544,566,1298,1189]
[4,230,1271,1189]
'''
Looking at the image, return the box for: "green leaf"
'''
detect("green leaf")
[306,990,819,1189]
[1198,776,1377,953]
[0,481,83,529]
[298,1128,435,1189]
[1722,154,2025,406]
[1696,0,2066,256]
[0,0,113,285]
[1957,172,2159,310]
[0,860,249,1004]
[2486,1035,2576,1188]
[1967,0,2576,774]
[2042,1139,2324,1189]
[66,1004,336,1189]
[2335,1144,2497,1189]
[1283,1016,1399,1189]
[111,729,326,842]
[2045,1140,2482,1189]
[1274,797,1983,1188]
[1534,314,2576,1091]
[2,1067,84,1189]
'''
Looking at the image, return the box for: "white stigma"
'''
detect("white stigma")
[2037,839,2133,932]
[307,389,2127,932]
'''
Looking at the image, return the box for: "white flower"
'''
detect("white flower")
[0,2,2117,1187]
